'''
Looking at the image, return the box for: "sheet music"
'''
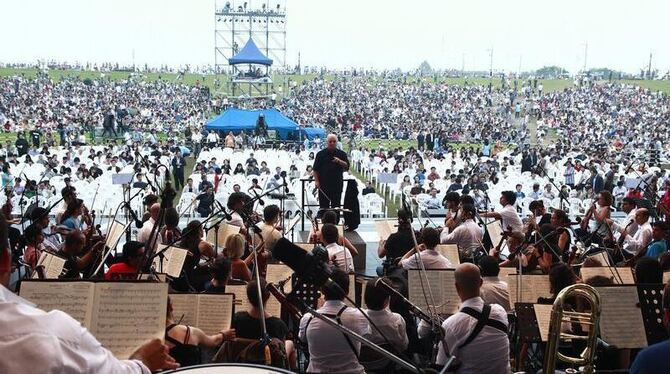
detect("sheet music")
[153,246,171,272]
[266,264,294,294]
[104,220,126,250]
[497,267,518,279]
[227,284,251,313]
[507,274,552,305]
[207,222,241,246]
[533,304,553,342]
[580,267,635,284]
[91,282,168,359]
[596,286,647,348]
[19,281,95,326]
[487,221,503,248]
[169,294,198,327]
[34,252,66,279]
[586,251,612,266]
[375,220,396,240]
[196,294,234,334]
[408,269,459,315]
[164,247,188,279]
[435,244,460,265]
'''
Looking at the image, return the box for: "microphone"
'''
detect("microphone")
[568,217,582,225]
[215,200,233,221]
[125,205,144,228]
[282,175,289,194]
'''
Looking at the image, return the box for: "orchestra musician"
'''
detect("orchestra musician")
[159,207,181,245]
[481,191,524,256]
[57,230,104,279]
[442,192,461,232]
[580,191,613,246]
[22,224,45,269]
[400,227,453,269]
[226,233,252,281]
[173,220,216,291]
[363,278,409,352]
[377,209,419,274]
[299,268,370,374]
[230,279,296,369]
[165,297,236,368]
[618,208,653,264]
[104,241,145,280]
[434,263,510,373]
[0,214,180,373]
[204,257,232,293]
[226,192,249,235]
[138,203,161,250]
[309,210,358,257]
[440,204,483,259]
[254,204,283,260]
[322,223,354,273]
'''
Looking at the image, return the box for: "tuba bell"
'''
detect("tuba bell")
[543,283,601,374]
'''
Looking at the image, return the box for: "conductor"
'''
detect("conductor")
[313,134,349,218]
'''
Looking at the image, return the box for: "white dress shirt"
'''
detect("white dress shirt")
[363,308,409,352]
[480,276,512,312]
[400,249,453,270]
[440,219,483,256]
[137,217,158,248]
[437,296,510,374]
[326,242,354,273]
[499,205,523,234]
[226,212,246,229]
[624,221,653,255]
[299,300,371,374]
[0,285,149,374]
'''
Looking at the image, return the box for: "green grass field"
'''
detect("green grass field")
[618,79,670,95]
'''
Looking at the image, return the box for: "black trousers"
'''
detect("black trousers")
[318,188,342,220]
[173,169,184,190]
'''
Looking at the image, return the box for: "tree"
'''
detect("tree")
[417,61,433,76]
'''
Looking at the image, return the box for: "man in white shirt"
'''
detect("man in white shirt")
[363,278,409,352]
[256,205,282,257]
[138,203,160,250]
[0,217,178,373]
[441,204,483,258]
[620,208,653,257]
[322,224,354,273]
[400,227,453,270]
[616,197,639,237]
[436,263,510,373]
[481,191,524,252]
[299,268,370,373]
[478,256,511,312]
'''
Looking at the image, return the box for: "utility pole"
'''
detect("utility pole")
[488,48,494,77]
[461,52,465,76]
[582,42,588,72]
[518,55,522,76]
[648,52,653,79]
[132,48,135,71]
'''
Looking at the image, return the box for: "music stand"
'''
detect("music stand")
[637,284,669,345]
[515,302,542,343]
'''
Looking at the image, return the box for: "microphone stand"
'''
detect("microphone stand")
[401,190,445,364]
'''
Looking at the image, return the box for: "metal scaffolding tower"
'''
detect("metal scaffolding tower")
[214,0,287,76]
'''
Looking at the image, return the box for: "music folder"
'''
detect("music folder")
[169,293,235,334]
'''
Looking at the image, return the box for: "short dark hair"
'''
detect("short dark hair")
[444,192,460,204]
[163,207,179,228]
[321,223,338,244]
[263,205,281,222]
[60,186,76,198]
[322,267,349,300]
[227,192,248,209]
[461,203,476,218]
[528,200,544,211]
[553,209,569,225]
[501,191,517,205]
[322,210,338,224]
[364,278,389,310]
[246,278,270,307]
[24,224,43,244]
[622,197,636,206]
[478,255,500,277]
[422,227,440,248]
[460,195,475,206]
[549,263,577,295]
[397,209,412,224]
[122,241,144,261]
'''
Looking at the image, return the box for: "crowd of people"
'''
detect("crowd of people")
[2,67,670,373]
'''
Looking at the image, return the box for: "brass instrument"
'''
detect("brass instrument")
[544,283,601,374]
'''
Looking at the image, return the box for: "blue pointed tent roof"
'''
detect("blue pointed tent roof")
[228,38,273,66]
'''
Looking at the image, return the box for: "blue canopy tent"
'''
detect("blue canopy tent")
[300,127,327,140]
[205,108,298,139]
[228,38,273,66]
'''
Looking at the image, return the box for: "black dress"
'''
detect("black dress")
[166,324,201,367]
